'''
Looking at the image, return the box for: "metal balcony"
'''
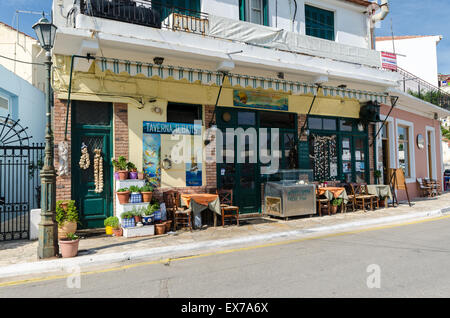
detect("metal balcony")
[80,0,209,35]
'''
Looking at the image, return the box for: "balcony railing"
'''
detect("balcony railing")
[396,66,450,109]
[80,0,209,35]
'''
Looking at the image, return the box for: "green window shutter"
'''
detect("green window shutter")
[263,0,269,26]
[305,4,335,41]
[239,0,246,21]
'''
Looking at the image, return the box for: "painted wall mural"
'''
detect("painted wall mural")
[143,121,202,188]
[233,89,289,111]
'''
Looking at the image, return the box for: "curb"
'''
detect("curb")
[0,207,448,279]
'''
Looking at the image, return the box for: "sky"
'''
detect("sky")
[0,0,449,74]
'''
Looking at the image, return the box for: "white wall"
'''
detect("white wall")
[0,65,45,144]
[442,140,450,170]
[0,23,46,92]
[202,0,370,48]
[376,36,442,87]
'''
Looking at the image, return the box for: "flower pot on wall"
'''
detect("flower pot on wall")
[114,172,120,180]
[118,170,128,180]
[58,221,77,240]
[59,239,80,258]
[141,192,153,203]
[117,191,130,204]
[130,192,142,204]
[121,218,135,228]
[138,172,144,180]
[129,171,138,179]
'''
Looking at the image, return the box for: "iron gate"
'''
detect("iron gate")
[0,115,44,241]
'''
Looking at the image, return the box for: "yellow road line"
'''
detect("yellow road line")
[1,213,450,288]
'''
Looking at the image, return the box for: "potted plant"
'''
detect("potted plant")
[331,198,343,214]
[379,196,388,208]
[140,184,153,202]
[129,185,142,203]
[130,207,142,224]
[155,222,166,235]
[127,162,138,179]
[150,202,161,222]
[374,170,382,184]
[59,232,80,258]
[112,156,128,180]
[142,205,155,225]
[121,212,135,228]
[104,216,120,235]
[56,200,79,240]
[138,171,145,180]
[116,187,130,204]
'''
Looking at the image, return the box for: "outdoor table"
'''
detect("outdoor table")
[367,184,393,201]
[317,187,349,204]
[180,193,221,229]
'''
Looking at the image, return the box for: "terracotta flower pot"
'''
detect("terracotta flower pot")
[58,221,77,240]
[141,191,153,203]
[138,172,144,180]
[112,228,123,237]
[164,220,172,232]
[155,223,166,235]
[331,205,338,214]
[118,170,128,180]
[134,215,142,223]
[59,239,80,258]
[116,191,130,204]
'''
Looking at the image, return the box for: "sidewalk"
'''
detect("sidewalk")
[1,193,450,276]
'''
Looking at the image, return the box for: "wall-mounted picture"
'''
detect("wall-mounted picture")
[233,89,288,111]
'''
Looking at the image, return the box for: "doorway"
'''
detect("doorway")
[216,107,297,214]
[72,101,113,229]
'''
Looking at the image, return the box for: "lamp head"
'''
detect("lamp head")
[32,15,57,51]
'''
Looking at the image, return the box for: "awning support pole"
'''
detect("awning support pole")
[370,95,398,147]
[299,85,321,137]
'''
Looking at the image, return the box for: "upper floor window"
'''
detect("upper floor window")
[239,0,269,26]
[167,0,200,11]
[0,94,9,117]
[305,4,335,41]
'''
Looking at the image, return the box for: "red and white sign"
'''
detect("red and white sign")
[381,52,397,71]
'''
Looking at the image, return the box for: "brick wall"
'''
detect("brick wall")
[204,105,217,188]
[113,103,129,215]
[54,98,71,201]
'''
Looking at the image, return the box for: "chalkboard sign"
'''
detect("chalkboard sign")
[298,140,310,169]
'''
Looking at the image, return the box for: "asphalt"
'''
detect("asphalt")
[1,215,450,298]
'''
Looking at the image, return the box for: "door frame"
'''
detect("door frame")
[426,126,437,180]
[71,101,114,229]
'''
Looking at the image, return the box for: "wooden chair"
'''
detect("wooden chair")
[342,183,356,212]
[217,189,239,227]
[316,188,331,217]
[417,178,433,197]
[350,183,375,212]
[425,178,440,196]
[164,191,192,231]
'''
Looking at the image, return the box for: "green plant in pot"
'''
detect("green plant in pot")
[374,170,382,184]
[331,198,343,214]
[56,200,79,240]
[379,196,388,208]
[116,187,130,204]
[130,207,143,224]
[129,185,142,203]
[140,184,154,203]
[127,162,138,179]
[59,232,80,258]
[104,216,121,236]
[112,156,128,180]
[121,211,135,228]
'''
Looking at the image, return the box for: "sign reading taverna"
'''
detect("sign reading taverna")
[143,121,202,135]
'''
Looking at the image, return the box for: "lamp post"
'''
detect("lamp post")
[33,15,58,259]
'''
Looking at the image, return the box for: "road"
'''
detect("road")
[1,216,450,298]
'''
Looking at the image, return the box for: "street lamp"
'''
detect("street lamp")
[33,15,58,259]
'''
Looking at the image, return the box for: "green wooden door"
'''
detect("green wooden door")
[72,101,113,229]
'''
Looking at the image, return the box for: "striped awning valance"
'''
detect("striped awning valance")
[96,57,388,104]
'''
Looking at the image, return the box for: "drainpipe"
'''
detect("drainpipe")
[369,0,389,49]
